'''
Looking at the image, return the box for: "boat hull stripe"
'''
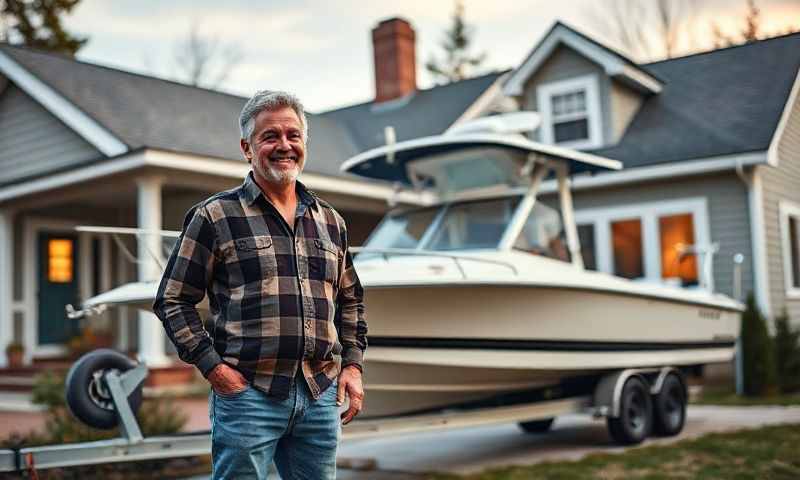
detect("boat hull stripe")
[367,337,736,352]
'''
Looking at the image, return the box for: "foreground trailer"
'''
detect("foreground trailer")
[0,349,689,475]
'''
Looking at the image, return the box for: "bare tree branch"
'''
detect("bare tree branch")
[173,21,244,89]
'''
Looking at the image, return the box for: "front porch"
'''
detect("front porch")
[0,149,389,369]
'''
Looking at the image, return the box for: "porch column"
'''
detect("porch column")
[136,176,169,366]
[0,210,13,367]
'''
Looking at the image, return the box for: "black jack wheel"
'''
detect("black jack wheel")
[652,373,686,436]
[64,349,143,430]
[607,376,652,445]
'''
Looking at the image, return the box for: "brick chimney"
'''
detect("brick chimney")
[372,17,417,103]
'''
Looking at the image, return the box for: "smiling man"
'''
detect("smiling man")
[153,90,367,479]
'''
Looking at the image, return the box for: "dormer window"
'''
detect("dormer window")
[537,74,603,149]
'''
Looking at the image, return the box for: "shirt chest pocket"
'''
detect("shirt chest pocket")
[307,238,340,285]
[221,235,277,285]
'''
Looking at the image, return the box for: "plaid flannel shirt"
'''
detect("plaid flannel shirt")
[153,173,367,399]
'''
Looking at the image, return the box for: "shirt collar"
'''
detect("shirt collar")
[241,172,318,211]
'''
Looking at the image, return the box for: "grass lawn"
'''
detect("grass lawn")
[427,423,800,480]
[693,385,800,406]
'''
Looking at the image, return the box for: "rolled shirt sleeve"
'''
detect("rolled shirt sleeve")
[153,204,222,376]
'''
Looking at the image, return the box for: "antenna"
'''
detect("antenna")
[384,126,397,164]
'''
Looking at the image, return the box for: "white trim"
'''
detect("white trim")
[537,74,603,149]
[538,151,768,194]
[748,167,772,317]
[0,210,13,366]
[573,197,712,290]
[767,67,800,168]
[503,23,662,97]
[0,149,428,206]
[0,50,128,157]
[778,200,800,299]
[23,217,85,358]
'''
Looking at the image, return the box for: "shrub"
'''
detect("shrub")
[774,310,800,394]
[740,293,777,396]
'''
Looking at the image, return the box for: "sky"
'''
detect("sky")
[59,0,800,113]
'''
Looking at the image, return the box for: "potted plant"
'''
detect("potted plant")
[5,341,25,368]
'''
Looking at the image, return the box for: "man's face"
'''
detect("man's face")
[242,106,306,186]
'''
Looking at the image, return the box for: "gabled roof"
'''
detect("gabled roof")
[319,71,505,153]
[0,43,502,180]
[590,33,800,168]
[504,22,663,96]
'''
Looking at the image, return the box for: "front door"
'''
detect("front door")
[37,232,80,345]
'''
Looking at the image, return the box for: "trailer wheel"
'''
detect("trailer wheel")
[65,349,143,430]
[518,418,555,434]
[652,373,686,436]
[607,376,652,445]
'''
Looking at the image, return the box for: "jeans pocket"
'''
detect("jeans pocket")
[315,381,339,407]
[214,384,251,400]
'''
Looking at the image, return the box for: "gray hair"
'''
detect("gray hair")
[239,90,308,143]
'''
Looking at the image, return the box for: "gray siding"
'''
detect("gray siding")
[0,84,101,186]
[541,172,753,298]
[762,83,800,326]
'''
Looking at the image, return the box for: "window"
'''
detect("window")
[611,219,644,279]
[537,74,603,149]
[780,201,800,297]
[575,198,711,290]
[659,214,698,287]
[551,90,589,143]
[48,238,74,283]
[428,197,521,250]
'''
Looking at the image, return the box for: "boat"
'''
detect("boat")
[70,112,742,421]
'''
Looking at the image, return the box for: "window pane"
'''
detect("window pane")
[513,202,569,261]
[790,216,800,288]
[554,119,589,142]
[48,238,74,283]
[578,224,597,271]
[612,219,643,279]
[365,208,439,250]
[660,213,698,287]
[428,197,521,250]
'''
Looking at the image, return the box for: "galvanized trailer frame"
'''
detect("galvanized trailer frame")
[0,364,682,474]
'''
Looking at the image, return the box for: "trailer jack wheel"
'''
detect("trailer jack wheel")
[65,349,144,430]
[652,373,686,436]
[607,376,652,445]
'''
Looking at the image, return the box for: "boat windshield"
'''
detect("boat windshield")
[364,196,522,251]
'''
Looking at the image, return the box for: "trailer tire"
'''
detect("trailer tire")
[652,373,686,436]
[518,418,555,434]
[65,349,143,430]
[607,376,652,445]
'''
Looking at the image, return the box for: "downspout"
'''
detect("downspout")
[735,161,772,396]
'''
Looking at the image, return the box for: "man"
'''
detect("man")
[153,90,367,479]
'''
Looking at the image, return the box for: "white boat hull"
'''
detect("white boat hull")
[359,283,739,418]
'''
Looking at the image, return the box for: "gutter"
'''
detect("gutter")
[735,161,772,319]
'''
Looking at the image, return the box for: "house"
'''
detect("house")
[0,17,798,369]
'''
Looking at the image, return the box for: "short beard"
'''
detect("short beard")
[258,160,301,186]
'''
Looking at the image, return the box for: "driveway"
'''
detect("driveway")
[335,405,800,478]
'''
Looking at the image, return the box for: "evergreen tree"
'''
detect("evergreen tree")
[0,0,86,56]
[774,310,800,393]
[740,294,777,396]
[425,0,486,84]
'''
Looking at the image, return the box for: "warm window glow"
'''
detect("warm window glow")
[660,214,698,286]
[612,219,643,279]
[48,239,74,283]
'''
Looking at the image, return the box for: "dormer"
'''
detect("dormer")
[503,22,663,150]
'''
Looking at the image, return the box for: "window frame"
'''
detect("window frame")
[779,200,800,299]
[574,197,712,290]
[537,74,603,149]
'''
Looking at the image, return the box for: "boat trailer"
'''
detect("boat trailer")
[0,349,688,474]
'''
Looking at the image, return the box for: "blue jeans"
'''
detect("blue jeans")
[209,377,340,479]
